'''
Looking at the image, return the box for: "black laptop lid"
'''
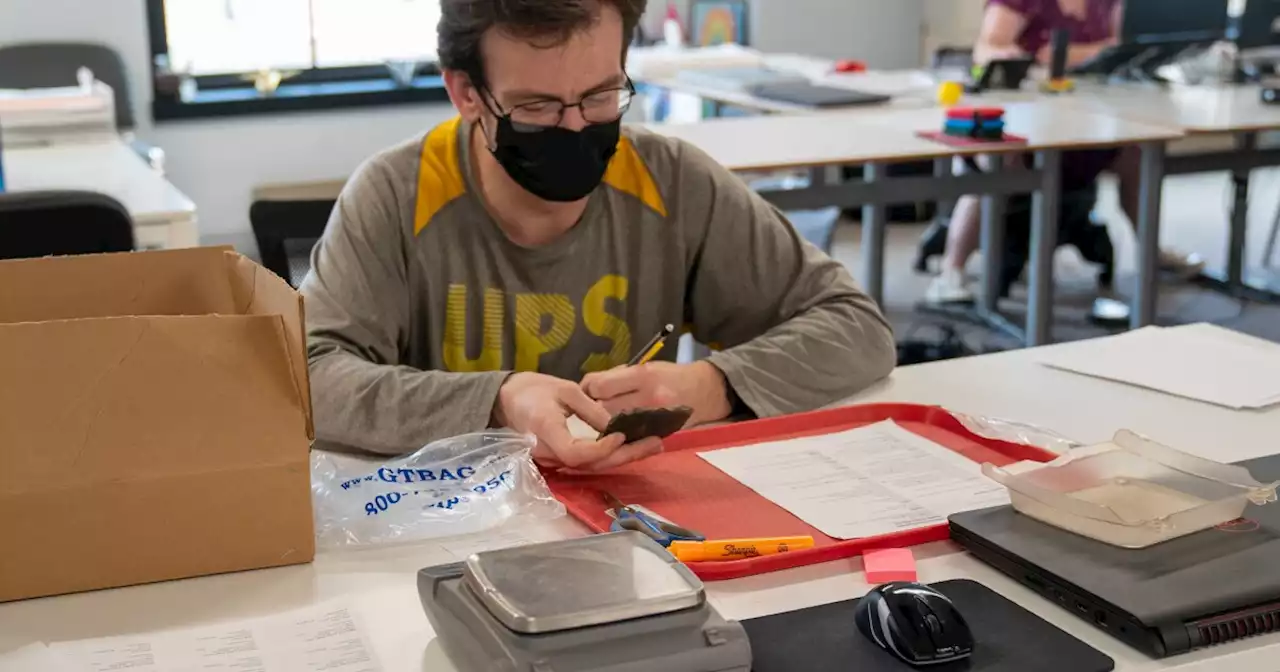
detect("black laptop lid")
[950,455,1280,626]
[746,82,891,108]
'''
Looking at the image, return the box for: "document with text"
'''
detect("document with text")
[48,602,380,672]
[698,420,1010,539]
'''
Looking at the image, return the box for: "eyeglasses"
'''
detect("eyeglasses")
[482,77,636,130]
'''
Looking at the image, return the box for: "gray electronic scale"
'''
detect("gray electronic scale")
[418,531,752,672]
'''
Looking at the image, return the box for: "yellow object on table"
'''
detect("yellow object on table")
[669,536,816,563]
[937,81,964,107]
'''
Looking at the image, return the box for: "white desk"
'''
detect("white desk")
[4,334,1279,670]
[4,139,199,250]
[651,103,1182,345]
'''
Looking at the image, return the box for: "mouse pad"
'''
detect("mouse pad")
[742,579,1114,672]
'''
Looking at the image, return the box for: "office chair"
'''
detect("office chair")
[249,199,336,287]
[1266,201,1279,270]
[0,42,162,170]
[0,190,134,259]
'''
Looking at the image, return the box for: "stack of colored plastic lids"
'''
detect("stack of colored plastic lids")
[943,106,1006,141]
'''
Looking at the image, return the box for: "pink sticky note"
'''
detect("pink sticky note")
[864,548,917,584]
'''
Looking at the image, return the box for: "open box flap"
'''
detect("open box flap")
[0,247,239,324]
[226,251,314,440]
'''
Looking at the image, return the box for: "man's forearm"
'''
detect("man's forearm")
[706,298,896,418]
[309,346,510,455]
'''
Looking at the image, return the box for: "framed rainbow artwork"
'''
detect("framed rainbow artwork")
[689,0,749,47]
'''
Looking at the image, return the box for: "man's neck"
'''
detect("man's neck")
[470,122,590,248]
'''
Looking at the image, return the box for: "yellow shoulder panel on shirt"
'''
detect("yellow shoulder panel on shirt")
[414,117,466,235]
[604,136,668,218]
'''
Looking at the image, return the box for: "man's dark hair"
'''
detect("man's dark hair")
[438,0,646,80]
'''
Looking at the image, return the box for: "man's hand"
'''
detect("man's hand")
[581,361,733,427]
[493,372,662,472]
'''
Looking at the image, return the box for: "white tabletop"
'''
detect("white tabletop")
[649,101,1183,172]
[650,64,1280,137]
[3,139,197,228]
[4,333,1279,670]
[1064,82,1280,135]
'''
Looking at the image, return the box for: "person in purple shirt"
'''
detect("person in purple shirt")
[925,0,1205,305]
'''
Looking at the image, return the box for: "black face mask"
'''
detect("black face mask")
[486,116,621,202]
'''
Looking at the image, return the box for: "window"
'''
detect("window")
[148,0,449,121]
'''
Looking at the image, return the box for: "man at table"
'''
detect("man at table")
[300,0,896,470]
[925,0,1205,304]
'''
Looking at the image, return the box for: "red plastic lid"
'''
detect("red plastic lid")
[946,106,1005,120]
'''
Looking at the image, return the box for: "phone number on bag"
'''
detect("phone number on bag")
[364,470,515,516]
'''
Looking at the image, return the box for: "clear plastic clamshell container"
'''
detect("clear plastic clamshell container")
[982,430,1279,548]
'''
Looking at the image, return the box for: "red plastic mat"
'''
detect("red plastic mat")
[917,130,1029,148]
[544,403,1057,581]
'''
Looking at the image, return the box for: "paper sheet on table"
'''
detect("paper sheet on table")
[49,602,381,672]
[698,420,1010,540]
[0,643,77,672]
[1037,324,1280,410]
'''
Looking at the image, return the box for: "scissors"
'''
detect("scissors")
[604,492,704,547]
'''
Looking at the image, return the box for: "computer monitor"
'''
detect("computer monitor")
[1233,0,1280,49]
[1121,0,1230,45]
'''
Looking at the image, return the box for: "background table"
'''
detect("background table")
[651,103,1183,345]
[4,331,1278,671]
[4,138,199,250]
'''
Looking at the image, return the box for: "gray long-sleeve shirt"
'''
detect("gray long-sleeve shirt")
[301,117,896,455]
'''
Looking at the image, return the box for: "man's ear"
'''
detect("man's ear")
[443,70,483,122]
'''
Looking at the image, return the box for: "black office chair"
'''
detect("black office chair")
[0,190,135,260]
[249,199,336,287]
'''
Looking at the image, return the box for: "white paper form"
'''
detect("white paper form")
[698,420,1010,540]
[1038,324,1280,410]
[50,603,380,672]
[0,643,78,672]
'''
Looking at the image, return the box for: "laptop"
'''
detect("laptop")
[746,81,891,108]
[950,454,1280,658]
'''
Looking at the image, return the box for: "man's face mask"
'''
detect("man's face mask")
[479,78,634,203]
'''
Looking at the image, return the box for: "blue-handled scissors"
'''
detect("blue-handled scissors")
[604,492,704,547]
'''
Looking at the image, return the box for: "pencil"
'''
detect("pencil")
[628,324,675,366]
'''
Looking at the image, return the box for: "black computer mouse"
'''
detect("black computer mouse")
[854,581,975,666]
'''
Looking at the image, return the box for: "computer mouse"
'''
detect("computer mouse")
[854,582,974,666]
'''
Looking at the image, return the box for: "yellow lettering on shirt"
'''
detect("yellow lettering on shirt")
[580,274,631,373]
[443,284,505,372]
[514,293,575,372]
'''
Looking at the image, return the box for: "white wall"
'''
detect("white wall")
[3,0,926,254]
[921,0,985,62]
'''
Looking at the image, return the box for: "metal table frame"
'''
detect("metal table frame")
[1172,132,1280,303]
[751,142,1169,347]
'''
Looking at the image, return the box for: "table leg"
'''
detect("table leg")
[1192,132,1280,303]
[933,157,953,219]
[1226,132,1256,289]
[1133,141,1166,328]
[861,163,886,306]
[979,160,1007,314]
[1027,150,1062,347]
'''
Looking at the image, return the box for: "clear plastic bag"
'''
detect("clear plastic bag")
[310,430,565,549]
[952,412,1082,455]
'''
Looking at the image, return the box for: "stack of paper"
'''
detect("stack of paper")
[0,82,117,147]
[1,602,381,672]
[698,420,1010,540]
[1038,324,1280,410]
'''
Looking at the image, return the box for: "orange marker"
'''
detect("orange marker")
[669,536,815,563]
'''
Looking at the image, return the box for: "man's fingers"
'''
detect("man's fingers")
[566,437,664,474]
[581,366,646,402]
[537,415,625,468]
[559,386,613,431]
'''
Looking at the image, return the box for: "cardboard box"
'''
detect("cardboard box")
[0,247,315,602]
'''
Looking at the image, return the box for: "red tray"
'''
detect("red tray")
[544,403,1057,581]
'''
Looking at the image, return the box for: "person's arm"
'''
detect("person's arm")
[301,157,511,455]
[976,1,1032,64]
[678,143,897,418]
